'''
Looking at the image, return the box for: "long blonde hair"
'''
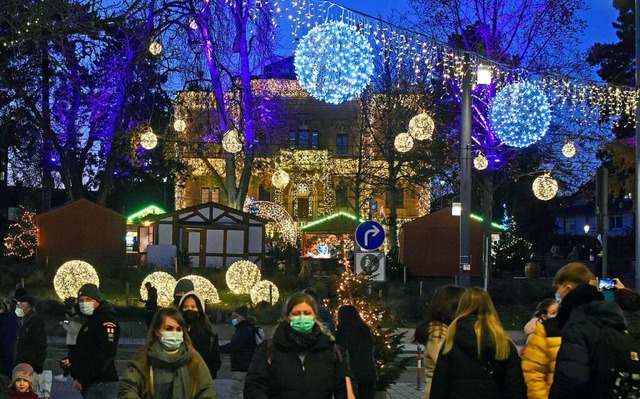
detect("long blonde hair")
[442,287,511,360]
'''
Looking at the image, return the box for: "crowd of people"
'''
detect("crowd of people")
[2,260,640,398]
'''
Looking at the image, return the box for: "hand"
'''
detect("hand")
[73,380,82,391]
[614,278,625,289]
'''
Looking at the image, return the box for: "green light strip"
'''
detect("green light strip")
[301,211,362,230]
[470,213,508,231]
[126,205,166,222]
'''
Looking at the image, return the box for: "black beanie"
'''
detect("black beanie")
[233,305,248,318]
[78,283,103,302]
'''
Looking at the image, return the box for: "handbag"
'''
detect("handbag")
[34,370,52,399]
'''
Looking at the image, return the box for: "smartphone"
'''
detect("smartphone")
[599,278,615,290]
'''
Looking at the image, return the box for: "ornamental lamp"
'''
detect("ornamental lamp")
[532,172,558,201]
[140,127,158,150]
[476,64,492,85]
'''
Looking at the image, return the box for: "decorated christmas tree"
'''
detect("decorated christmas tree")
[328,257,411,391]
[492,206,532,273]
[4,206,38,258]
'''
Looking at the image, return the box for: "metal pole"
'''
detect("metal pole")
[635,0,640,290]
[459,52,472,287]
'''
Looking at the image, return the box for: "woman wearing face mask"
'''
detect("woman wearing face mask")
[178,291,221,379]
[117,307,216,399]
[244,292,350,399]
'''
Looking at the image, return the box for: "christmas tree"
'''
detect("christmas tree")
[328,257,411,391]
[492,206,532,273]
[4,206,38,258]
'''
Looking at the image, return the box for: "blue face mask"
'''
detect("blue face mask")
[231,318,238,326]
[555,292,562,304]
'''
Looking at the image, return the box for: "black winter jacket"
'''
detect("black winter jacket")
[70,301,120,386]
[190,325,222,379]
[15,310,47,373]
[335,326,377,383]
[549,283,626,399]
[219,319,256,372]
[244,322,349,399]
[430,315,527,399]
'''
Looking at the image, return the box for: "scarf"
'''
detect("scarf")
[284,322,322,350]
[147,341,192,399]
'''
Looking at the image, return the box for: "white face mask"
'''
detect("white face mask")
[160,331,183,351]
[14,307,24,318]
[79,302,95,316]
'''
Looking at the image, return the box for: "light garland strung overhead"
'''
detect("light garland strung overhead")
[226,260,261,294]
[222,128,243,153]
[294,21,374,104]
[149,41,163,56]
[408,113,435,141]
[394,132,414,153]
[177,275,221,304]
[474,153,488,170]
[140,127,158,150]
[250,280,280,305]
[532,172,559,201]
[53,260,100,301]
[140,271,177,307]
[562,140,576,158]
[173,119,187,132]
[489,82,551,148]
[271,168,290,189]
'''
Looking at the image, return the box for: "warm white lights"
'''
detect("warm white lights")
[408,113,435,141]
[476,64,492,85]
[149,41,163,56]
[562,140,576,158]
[452,202,462,216]
[250,280,280,305]
[173,119,187,132]
[271,169,290,189]
[53,260,100,301]
[532,172,558,201]
[474,153,488,170]
[177,275,220,304]
[140,127,158,150]
[394,132,414,153]
[226,260,261,294]
[140,271,177,307]
[222,128,243,153]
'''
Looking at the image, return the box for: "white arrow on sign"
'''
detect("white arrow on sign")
[364,224,381,247]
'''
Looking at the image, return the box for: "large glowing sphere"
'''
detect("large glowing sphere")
[562,140,576,158]
[394,132,414,153]
[250,280,280,306]
[532,172,558,201]
[53,260,100,301]
[140,271,177,307]
[173,119,187,132]
[226,260,261,294]
[474,153,488,170]
[177,275,220,304]
[222,128,242,153]
[140,127,158,150]
[271,169,290,189]
[149,41,163,55]
[489,82,551,148]
[408,113,435,141]
[294,21,374,104]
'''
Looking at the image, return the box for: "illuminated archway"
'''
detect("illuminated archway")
[244,200,297,244]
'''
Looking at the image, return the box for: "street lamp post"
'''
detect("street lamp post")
[635,0,640,290]
[459,52,472,287]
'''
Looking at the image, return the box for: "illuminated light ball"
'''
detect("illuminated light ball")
[562,140,576,158]
[474,153,488,170]
[226,260,261,294]
[489,82,551,148]
[294,21,374,104]
[53,260,100,301]
[140,271,177,307]
[532,172,558,201]
[408,113,435,141]
[140,127,158,150]
[394,132,414,153]
[271,169,290,189]
[250,280,279,306]
[173,119,187,132]
[189,18,198,30]
[149,41,163,56]
[177,275,221,304]
[222,128,243,153]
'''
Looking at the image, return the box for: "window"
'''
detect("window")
[211,188,220,203]
[610,215,623,230]
[201,187,211,204]
[567,222,576,233]
[296,197,311,219]
[336,134,349,156]
[289,130,319,149]
[258,185,271,202]
[336,187,349,208]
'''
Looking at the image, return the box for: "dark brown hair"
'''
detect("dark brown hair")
[414,285,466,345]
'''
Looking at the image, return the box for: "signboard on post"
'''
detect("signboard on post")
[355,220,385,251]
[355,251,386,281]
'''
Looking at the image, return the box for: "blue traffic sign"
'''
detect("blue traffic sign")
[355,221,385,251]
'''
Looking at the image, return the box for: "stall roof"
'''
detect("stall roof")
[301,212,364,234]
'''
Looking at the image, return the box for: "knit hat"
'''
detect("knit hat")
[174,279,195,294]
[77,283,103,302]
[12,363,35,392]
[16,295,35,307]
[233,305,248,318]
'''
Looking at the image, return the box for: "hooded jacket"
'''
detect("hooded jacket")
[219,318,256,372]
[430,315,527,399]
[15,309,46,374]
[244,322,349,399]
[70,301,120,386]
[549,283,626,399]
[521,317,562,399]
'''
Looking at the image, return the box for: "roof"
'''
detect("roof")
[36,198,124,220]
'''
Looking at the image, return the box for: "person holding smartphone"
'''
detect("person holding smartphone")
[610,278,640,336]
